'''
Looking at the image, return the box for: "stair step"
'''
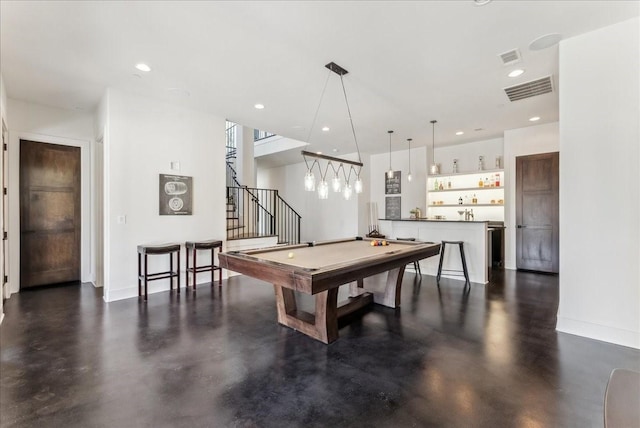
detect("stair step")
[227,224,246,231]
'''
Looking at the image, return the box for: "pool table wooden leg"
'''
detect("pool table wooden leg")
[273,285,340,344]
[379,266,406,308]
[355,266,406,309]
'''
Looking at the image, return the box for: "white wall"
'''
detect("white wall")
[369,139,503,220]
[370,146,428,221]
[6,99,94,294]
[503,122,559,269]
[102,89,226,301]
[0,74,7,322]
[557,18,639,349]
[257,154,360,242]
[0,75,7,120]
[433,138,504,175]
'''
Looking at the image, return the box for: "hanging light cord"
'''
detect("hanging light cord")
[305,70,332,147]
[389,132,392,169]
[432,120,437,166]
[339,74,363,164]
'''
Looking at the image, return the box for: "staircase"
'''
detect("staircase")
[226,122,301,244]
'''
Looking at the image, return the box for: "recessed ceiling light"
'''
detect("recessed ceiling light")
[316,151,323,155]
[529,116,541,122]
[456,131,464,136]
[332,148,339,153]
[529,33,562,51]
[135,63,151,72]
[473,0,492,5]
[322,126,330,132]
[254,104,265,109]
[508,69,525,78]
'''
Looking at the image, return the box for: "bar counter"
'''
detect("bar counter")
[378,218,496,284]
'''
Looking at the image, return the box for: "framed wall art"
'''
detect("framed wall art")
[159,174,192,215]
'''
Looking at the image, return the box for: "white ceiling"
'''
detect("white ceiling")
[1,1,638,164]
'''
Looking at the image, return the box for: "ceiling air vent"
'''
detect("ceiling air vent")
[504,75,554,102]
[498,48,521,65]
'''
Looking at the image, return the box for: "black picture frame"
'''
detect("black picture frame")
[385,171,401,194]
[159,174,193,215]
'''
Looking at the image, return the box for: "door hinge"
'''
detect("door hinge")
[2,187,6,195]
[3,275,7,284]
[2,143,6,151]
[2,231,6,240]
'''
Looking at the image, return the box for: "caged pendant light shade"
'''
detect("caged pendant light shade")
[429,120,440,175]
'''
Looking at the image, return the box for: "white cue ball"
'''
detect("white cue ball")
[288,252,294,259]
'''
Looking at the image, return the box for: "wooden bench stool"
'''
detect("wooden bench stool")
[137,243,181,301]
[436,240,470,288]
[185,239,223,289]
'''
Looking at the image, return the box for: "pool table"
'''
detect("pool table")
[218,237,441,343]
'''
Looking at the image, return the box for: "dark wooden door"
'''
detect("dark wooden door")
[20,140,81,288]
[516,152,559,273]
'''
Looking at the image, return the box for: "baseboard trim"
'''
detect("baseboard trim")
[557,316,640,350]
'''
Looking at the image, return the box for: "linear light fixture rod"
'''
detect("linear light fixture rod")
[301,150,363,168]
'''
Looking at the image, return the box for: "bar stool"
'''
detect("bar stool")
[436,241,470,287]
[396,237,422,275]
[137,243,181,301]
[185,239,223,289]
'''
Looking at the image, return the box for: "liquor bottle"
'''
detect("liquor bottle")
[495,173,501,187]
[458,196,463,205]
[447,178,452,188]
[478,156,484,171]
[453,159,458,173]
[478,177,484,187]
[434,179,439,190]
[485,177,489,187]
[472,194,477,204]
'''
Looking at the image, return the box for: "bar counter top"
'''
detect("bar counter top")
[380,218,490,223]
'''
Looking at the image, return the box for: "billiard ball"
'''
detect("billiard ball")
[288,252,294,259]
[382,240,388,246]
[370,240,376,246]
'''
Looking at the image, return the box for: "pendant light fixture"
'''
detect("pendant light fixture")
[386,130,394,179]
[407,138,413,182]
[429,120,440,175]
[301,62,364,200]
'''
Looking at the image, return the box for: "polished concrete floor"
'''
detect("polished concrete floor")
[1,270,638,428]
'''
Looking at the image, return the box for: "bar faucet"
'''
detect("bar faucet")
[464,209,474,221]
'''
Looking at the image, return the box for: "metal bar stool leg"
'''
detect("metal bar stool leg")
[177,249,181,292]
[436,244,446,284]
[458,242,470,286]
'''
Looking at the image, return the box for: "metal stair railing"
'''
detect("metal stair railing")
[226,163,300,244]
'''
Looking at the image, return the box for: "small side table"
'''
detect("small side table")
[137,243,181,301]
[185,240,223,289]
